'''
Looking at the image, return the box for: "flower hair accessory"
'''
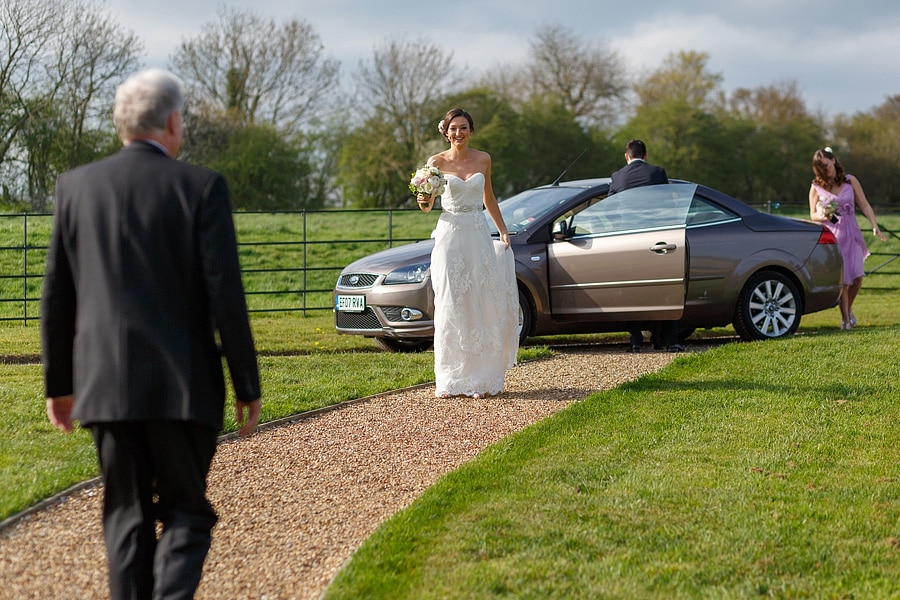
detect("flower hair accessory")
[437,119,446,136]
[824,146,833,154]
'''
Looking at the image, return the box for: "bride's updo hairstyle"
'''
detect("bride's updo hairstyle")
[438,108,475,142]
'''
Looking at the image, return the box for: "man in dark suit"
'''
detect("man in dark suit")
[41,68,261,600]
[609,138,668,193]
[608,139,683,352]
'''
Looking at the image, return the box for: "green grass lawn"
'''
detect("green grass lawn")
[324,326,900,599]
[0,313,551,521]
[2,209,899,593]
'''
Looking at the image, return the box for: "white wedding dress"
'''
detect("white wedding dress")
[431,172,518,397]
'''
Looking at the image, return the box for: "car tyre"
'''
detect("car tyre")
[733,271,802,341]
[374,337,434,353]
[518,288,534,345]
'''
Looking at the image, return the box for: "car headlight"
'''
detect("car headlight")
[383,262,430,285]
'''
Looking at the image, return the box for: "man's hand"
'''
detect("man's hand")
[46,396,75,433]
[235,399,261,437]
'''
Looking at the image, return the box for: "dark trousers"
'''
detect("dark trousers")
[629,321,679,348]
[90,421,219,600]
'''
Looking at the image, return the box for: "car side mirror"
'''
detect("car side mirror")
[553,220,571,240]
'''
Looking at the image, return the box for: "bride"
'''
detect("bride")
[416,108,518,399]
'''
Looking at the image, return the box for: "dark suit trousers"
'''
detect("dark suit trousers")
[90,421,218,600]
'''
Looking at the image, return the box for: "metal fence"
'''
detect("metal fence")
[0,209,430,325]
[3,209,899,326]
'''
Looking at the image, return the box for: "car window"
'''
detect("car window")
[567,183,697,237]
[686,195,739,226]
[493,186,588,234]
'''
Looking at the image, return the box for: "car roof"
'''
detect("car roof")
[544,177,760,218]
[550,177,611,189]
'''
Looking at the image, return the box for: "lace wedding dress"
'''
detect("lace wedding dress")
[431,172,518,397]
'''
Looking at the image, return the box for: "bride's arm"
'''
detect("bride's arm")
[481,154,509,247]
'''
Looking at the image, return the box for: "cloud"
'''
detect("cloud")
[105,0,900,116]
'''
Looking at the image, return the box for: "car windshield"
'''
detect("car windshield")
[487,186,586,234]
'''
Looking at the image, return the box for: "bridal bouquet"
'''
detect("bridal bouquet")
[409,165,446,199]
[818,198,839,223]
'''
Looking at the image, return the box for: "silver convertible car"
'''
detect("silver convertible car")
[334,179,843,352]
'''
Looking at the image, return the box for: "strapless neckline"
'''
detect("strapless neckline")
[445,172,485,183]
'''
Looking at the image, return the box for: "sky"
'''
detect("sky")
[105,0,900,118]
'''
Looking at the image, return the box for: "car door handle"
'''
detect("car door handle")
[650,242,677,254]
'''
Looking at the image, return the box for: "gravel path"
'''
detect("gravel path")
[0,346,691,599]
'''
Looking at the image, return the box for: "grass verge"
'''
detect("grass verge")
[324,326,900,599]
[0,313,553,521]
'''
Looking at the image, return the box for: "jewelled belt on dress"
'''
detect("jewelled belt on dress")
[443,206,478,214]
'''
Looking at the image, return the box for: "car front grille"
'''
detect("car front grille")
[338,273,379,288]
[335,308,382,330]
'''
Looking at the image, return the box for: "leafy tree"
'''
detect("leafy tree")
[833,96,900,206]
[337,117,410,208]
[19,94,65,207]
[633,50,723,112]
[433,88,526,198]
[625,98,734,190]
[513,97,599,189]
[170,6,340,131]
[182,114,311,210]
[625,51,735,191]
[725,82,824,206]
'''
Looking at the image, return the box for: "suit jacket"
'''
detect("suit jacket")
[609,159,668,194]
[42,142,260,429]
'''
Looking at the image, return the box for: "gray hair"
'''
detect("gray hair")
[113,69,185,142]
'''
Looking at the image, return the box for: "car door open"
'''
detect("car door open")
[547,183,696,322]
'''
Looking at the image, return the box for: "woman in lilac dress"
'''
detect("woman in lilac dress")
[809,147,886,329]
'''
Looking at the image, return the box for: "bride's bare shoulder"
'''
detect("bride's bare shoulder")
[428,151,451,167]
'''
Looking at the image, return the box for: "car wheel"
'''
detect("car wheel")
[733,271,803,341]
[518,288,534,345]
[374,337,434,353]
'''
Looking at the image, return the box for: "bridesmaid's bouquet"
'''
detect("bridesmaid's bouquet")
[817,198,839,223]
[409,165,446,199]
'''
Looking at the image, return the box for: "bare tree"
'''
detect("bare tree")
[528,25,627,125]
[728,80,811,124]
[14,0,142,208]
[482,25,627,127]
[355,38,454,156]
[334,39,454,207]
[0,0,62,169]
[170,6,340,131]
[50,1,142,167]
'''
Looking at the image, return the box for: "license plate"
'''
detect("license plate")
[336,295,365,312]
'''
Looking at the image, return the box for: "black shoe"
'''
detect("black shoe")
[628,344,641,353]
[652,342,665,350]
[667,344,685,352]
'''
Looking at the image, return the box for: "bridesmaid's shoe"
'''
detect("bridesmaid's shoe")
[840,321,851,330]
[849,312,857,327]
